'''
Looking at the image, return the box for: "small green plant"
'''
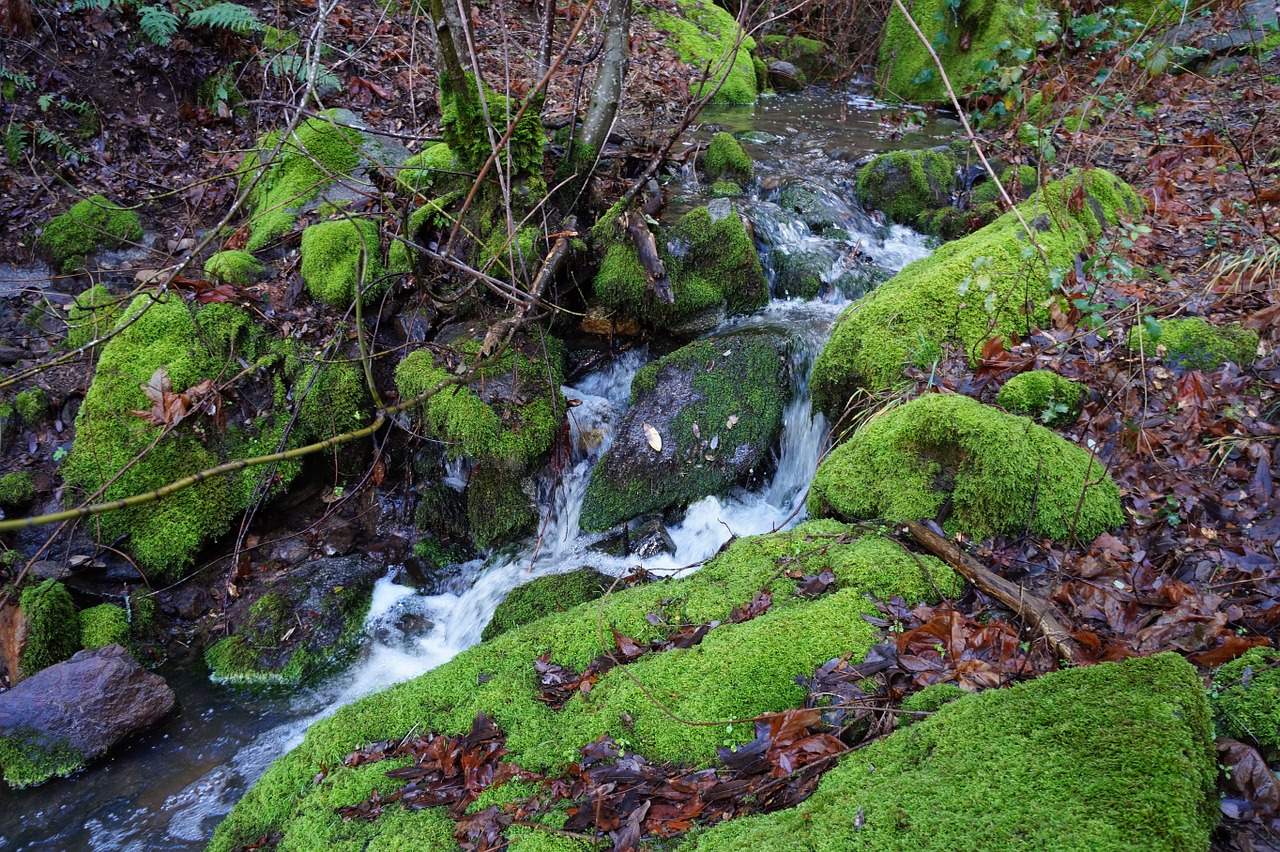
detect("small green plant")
[138,5,181,46]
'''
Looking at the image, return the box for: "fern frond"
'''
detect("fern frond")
[186,2,259,33]
[138,5,180,45]
[70,0,113,12]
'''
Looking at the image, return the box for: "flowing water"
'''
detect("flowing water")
[0,88,953,850]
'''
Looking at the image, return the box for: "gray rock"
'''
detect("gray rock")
[767,60,806,93]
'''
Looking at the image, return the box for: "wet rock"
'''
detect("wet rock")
[855,149,957,226]
[593,516,677,559]
[776,180,863,233]
[0,644,176,788]
[160,584,212,622]
[767,60,806,92]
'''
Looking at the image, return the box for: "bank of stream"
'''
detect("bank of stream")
[0,88,956,850]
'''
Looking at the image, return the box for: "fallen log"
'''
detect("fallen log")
[620,209,673,304]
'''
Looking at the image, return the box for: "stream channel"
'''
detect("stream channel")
[0,88,956,850]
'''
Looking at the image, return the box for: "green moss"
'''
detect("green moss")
[208,520,959,851]
[1127,317,1258,370]
[480,225,541,281]
[466,465,537,550]
[710,180,743,198]
[397,142,465,195]
[13,387,48,424]
[970,165,1038,207]
[240,114,364,251]
[648,0,758,105]
[809,393,1124,543]
[414,485,473,568]
[812,170,1142,408]
[18,579,80,677]
[1213,646,1280,759]
[481,569,610,642]
[772,249,826,299]
[901,682,969,717]
[395,337,566,473]
[690,654,1216,852]
[704,131,752,182]
[440,73,545,176]
[66,285,121,349]
[204,250,264,286]
[0,733,85,789]
[878,0,1037,104]
[300,217,406,308]
[0,472,35,508]
[79,603,130,649]
[761,34,827,78]
[38,195,142,274]
[260,24,300,51]
[856,150,956,225]
[996,370,1085,426]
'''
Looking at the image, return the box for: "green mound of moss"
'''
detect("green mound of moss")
[79,603,130,650]
[997,370,1085,426]
[18,580,80,677]
[809,393,1123,543]
[1213,646,1280,760]
[300,217,408,308]
[204,250,263,286]
[593,204,767,333]
[0,732,84,790]
[970,165,1039,207]
[648,0,758,104]
[38,195,142,273]
[691,654,1216,852]
[481,568,611,642]
[397,142,464,195]
[208,520,959,851]
[1128,317,1258,370]
[811,170,1141,411]
[66,285,121,349]
[466,465,537,550]
[704,132,752,182]
[440,74,545,176]
[856,150,956,225]
[0,471,35,508]
[13,388,48,424]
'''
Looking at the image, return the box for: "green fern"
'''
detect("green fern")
[186,2,260,33]
[138,5,180,45]
[265,53,338,92]
[4,123,29,165]
[33,125,82,164]
[70,0,114,11]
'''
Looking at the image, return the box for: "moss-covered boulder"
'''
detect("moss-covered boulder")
[760,34,828,79]
[856,149,957,226]
[37,195,142,273]
[648,0,758,104]
[65,285,121,349]
[1128,317,1258,370]
[0,472,35,509]
[300,217,408,308]
[970,164,1039,207]
[204,249,263,286]
[690,654,1216,851]
[704,131,753,183]
[809,393,1123,542]
[580,333,789,531]
[396,142,464,195]
[63,294,368,577]
[413,484,474,569]
[997,370,1086,426]
[772,248,826,299]
[205,556,381,686]
[593,203,768,334]
[481,568,611,642]
[812,170,1142,410]
[466,465,537,551]
[208,520,960,851]
[16,580,80,679]
[79,604,130,650]
[1213,646,1280,760]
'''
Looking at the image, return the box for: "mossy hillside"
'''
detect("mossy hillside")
[0,732,85,790]
[208,520,960,851]
[480,568,610,642]
[1213,646,1280,759]
[809,393,1124,543]
[878,0,1036,104]
[690,654,1217,852]
[300,217,408,308]
[466,465,537,550]
[37,195,143,273]
[440,73,546,176]
[63,295,367,576]
[66,285,121,349]
[855,150,956,225]
[397,142,465,195]
[18,580,80,677]
[648,0,758,105]
[811,170,1142,409]
[593,205,768,332]
[0,471,36,509]
[395,336,566,473]
[704,131,752,182]
[996,370,1085,426]
[240,114,364,251]
[204,250,263,286]
[1127,316,1258,370]
[79,603,130,650]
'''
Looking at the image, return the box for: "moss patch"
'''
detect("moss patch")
[397,142,465,195]
[466,465,537,550]
[38,195,143,273]
[0,471,36,508]
[18,579,80,677]
[0,732,85,789]
[1127,316,1258,370]
[204,250,264,286]
[13,388,48,424]
[710,180,743,198]
[811,170,1142,410]
[66,285,121,349]
[809,393,1124,543]
[300,217,407,308]
[996,370,1085,426]
[648,0,758,105]
[440,73,545,176]
[208,520,959,851]
[856,150,956,225]
[1213,646,1280,760]
[704,131,752,182]
[481,569,611,642]
[79,603,131,649]
[690,654,1216,852]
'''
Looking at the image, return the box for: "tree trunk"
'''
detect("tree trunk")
[577,0,631,156]
[1,0,34,36]
[424,0,473,108]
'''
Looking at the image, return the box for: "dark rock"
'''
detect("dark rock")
[767,60,806,92]
[161,584,212,621]
[592,516,677,558]
[0,644,175,788]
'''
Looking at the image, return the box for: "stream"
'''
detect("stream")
[0,88,955,850]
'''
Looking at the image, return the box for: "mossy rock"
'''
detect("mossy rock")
[396,142,465,195]
[593,203,768,334]
[204,250,263,286]
[690,654,1217,851]
[580,333,789,532]
[879,0,1037,104]
[760,34,828,79]
[466,465,537,551]
[776,180,854,233]
[413,484,474,569]
[771,248,827,299]
[856,150,957,225]
[970,164,1039,207]
[647,0,758,105]
[300,217,408,308]
[704,131,753,182]
[481,569,611,642]
[208,520,960,851]
[996,370,1086,426]
[13,387,48,425]
[1127,317,1258,370]
[394,334,567,474]
[63,295,368,577]
[18,580,80,678]
[809,393,1124,543]
[37,195,143,273]
[811,170,1142,409]
[1213,646,1280,760]
[79,603,131,650]
[710,180,743,198]
[0,472,36,508]
[66,285,121,349]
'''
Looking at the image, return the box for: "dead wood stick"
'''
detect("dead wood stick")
[479,216,576,358]
[620,210,673,304]
[901,521,1081,664]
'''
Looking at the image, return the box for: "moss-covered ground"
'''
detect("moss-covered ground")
[0,471,36,508]
[204,250,264,286]
[996,370,1086,426]
[1128,316,1259,370]
[37,195,142,273]
[78,603,131,650]
[1213,646,1280,760]
[704,132,752,182]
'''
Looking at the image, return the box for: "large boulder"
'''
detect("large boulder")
[580,333,790,531]
[0,644,175,788]
[855,149,957,226]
